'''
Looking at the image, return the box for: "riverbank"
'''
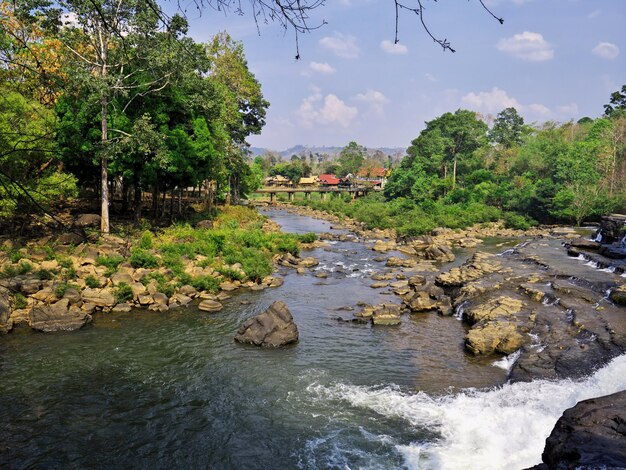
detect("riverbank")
[0,206,320,334]
[260,201,626,383]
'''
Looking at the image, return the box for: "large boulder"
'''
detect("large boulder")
[540,390,626,469]
[81,288,116,308]
[74,213,101,228]
[465,321,526,355]
[465,296,524,325]
[234,301,298,347]
[0,288,12,333]
[29,298,92,332]
[610,285,626,306]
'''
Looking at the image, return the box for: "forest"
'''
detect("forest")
[0,0,265,234]
[292,91,626,235]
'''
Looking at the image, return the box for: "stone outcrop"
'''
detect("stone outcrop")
[371,303,402,325]
[29,299,92,332]
[538,390,626,469]
[198,299,223,312]
[465,321,526,355]
[234,301,298,347]
[436,252,503,287]
[610,285,626,306]
[0,288,12,333]
[599,214,626,243]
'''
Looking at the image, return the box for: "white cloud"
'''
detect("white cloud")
[380,39,408,55]
[319,33,360,59]
[462,87,522,114]
[425,73,437,82]
[309,62,336,74]
[296,88,358,128]
[461,87,554,121]
[592,42,620,60]
[496,31,554,61]
[355,89,389,116]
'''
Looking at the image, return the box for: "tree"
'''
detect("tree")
[603,85,626,117]
[337,141,366,177]
[489,107,526,148]
[0,87,77,221]
[407,109,488,188]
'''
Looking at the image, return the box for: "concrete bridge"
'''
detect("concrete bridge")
[254,186,375,203]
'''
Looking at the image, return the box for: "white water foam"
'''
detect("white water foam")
[491,350,521,373]
[307,353,626,470]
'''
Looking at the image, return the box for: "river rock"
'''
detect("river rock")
[465,321,525,355]
[371,303,402,326]
[0,289,11,333]
[567,237,601,250]
[609,285,626,306]
[372,240,396,252]
[75,213,101,228]
[424,245,455,262]
[198,299,223,312]
[111,272,134,286]
[465,296,524,324]
[599,214,626,243]
[81,288,116,307]
[178,285,198,297]
[29,298,92,332]
[540,390,626,469]
[195,219,214,229]
[370,281,389,288]
[20,279,42,295]
[436,252,502,287]
[112,302,132,313]
[234,301,298,347]
[386,257,417,268]
[298,257,319,268]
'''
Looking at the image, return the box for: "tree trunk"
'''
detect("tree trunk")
[100,93,110,234]
[452,157,457,189]
[152,183,158,219]
[134,182,142,220]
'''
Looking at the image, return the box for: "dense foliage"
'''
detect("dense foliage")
[0,0,266,230]
[292,102,626,234]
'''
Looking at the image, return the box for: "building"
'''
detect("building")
[318,174,340,186]
[298,176,318,186]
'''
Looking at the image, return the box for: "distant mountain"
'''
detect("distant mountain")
[249,145,406,159]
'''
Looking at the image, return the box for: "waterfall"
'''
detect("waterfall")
[591,229,603,243]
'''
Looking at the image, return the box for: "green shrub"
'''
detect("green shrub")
[114,282,133,303]
[139,230,154,249]
[57,257,74,269]
[17,260,33,275]
[36,268,55,280]
[85,275,100,288]
[503,212,534,230]
[298,232,318,243]
[215,266,246,281]
[96,255,124,270]
[54,282,78,298]
[129,249,159,268]
[62,266,77,280]
[190,275,221,293]
[13,293,28,309]
[9,251,23,263]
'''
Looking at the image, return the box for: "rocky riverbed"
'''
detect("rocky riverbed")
[2,205,626,469]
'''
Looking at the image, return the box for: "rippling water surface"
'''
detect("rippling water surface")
[1,209,623,469]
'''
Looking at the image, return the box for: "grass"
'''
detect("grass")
[114,282,133,303]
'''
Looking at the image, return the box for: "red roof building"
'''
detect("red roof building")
[318,174,340,186]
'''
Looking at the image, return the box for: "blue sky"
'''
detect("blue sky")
[178,0,625,150]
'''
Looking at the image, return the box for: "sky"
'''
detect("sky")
[174,0,625,151]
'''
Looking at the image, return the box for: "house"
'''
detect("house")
[318,174,340,186]
[264,175,293,187]
[299,176,318,186]
[356,167,389,189]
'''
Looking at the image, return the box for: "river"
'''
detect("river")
[1,208,625,469]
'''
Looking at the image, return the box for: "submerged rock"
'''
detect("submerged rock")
[234,301,298,347]
[198,299,223,312]
[370,303,402,326]
[539,390,626,469]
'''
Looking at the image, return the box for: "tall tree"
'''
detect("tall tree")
[603,85,626,117]
[489,107,526,148]
[337,141,366,177]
